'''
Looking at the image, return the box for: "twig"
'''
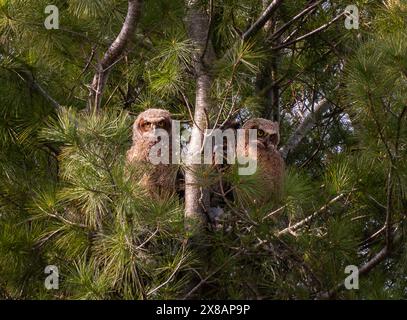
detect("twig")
[277,190,355,236]
[359,225,386,249]
[135,227,159,250]
[14,70,61,109]
[268,0,324,42]
[183,251,242,299]
[180,90,203,132]
[45,211,87,229]
[147,246,187,296]
[262,204,287,221]
[273,12,345,50]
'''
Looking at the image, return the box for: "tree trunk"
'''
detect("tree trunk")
[256,2,280,122]
[184,0,215,233]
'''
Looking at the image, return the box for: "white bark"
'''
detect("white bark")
[184,0,215,231]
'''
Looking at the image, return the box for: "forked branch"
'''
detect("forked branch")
[88,0,143,112]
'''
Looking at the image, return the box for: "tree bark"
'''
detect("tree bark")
[256,5,281,122]
[269,57,280,122]
[184,0,215,233]
[88,0,143,112]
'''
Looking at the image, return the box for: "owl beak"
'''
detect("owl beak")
[256,134,276,149]
[265,133,278,148]
[149,125,164,144]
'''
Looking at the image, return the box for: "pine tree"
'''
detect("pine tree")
[0,0,406,299]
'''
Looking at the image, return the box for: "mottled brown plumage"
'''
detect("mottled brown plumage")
[126,108,177,198]
[239,118,284,205]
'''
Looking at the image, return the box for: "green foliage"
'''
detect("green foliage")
[1,108,191,299]
[0,0,406,300]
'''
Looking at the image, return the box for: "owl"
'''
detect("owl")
[126,108,178,198]
[237,118,284,206]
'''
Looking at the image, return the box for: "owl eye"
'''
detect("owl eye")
[141,121,151,130]
[257,129,266,137]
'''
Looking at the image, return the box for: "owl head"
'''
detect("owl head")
[242,118,280,149]
[133,108,172,143]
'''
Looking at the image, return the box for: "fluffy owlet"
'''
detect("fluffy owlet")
[237,118,284,205]
[126,108,177,198]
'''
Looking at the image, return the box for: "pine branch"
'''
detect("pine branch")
[19,71,61,110]
[88,0,143,112]
[317,178,400,299]
[273,12,345,50]
[277,190,355,236]
[268,0,324,42]
[242,0,284,41]
[1,51,62,109]
[216,0,284,72]
[316,245,390,299]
